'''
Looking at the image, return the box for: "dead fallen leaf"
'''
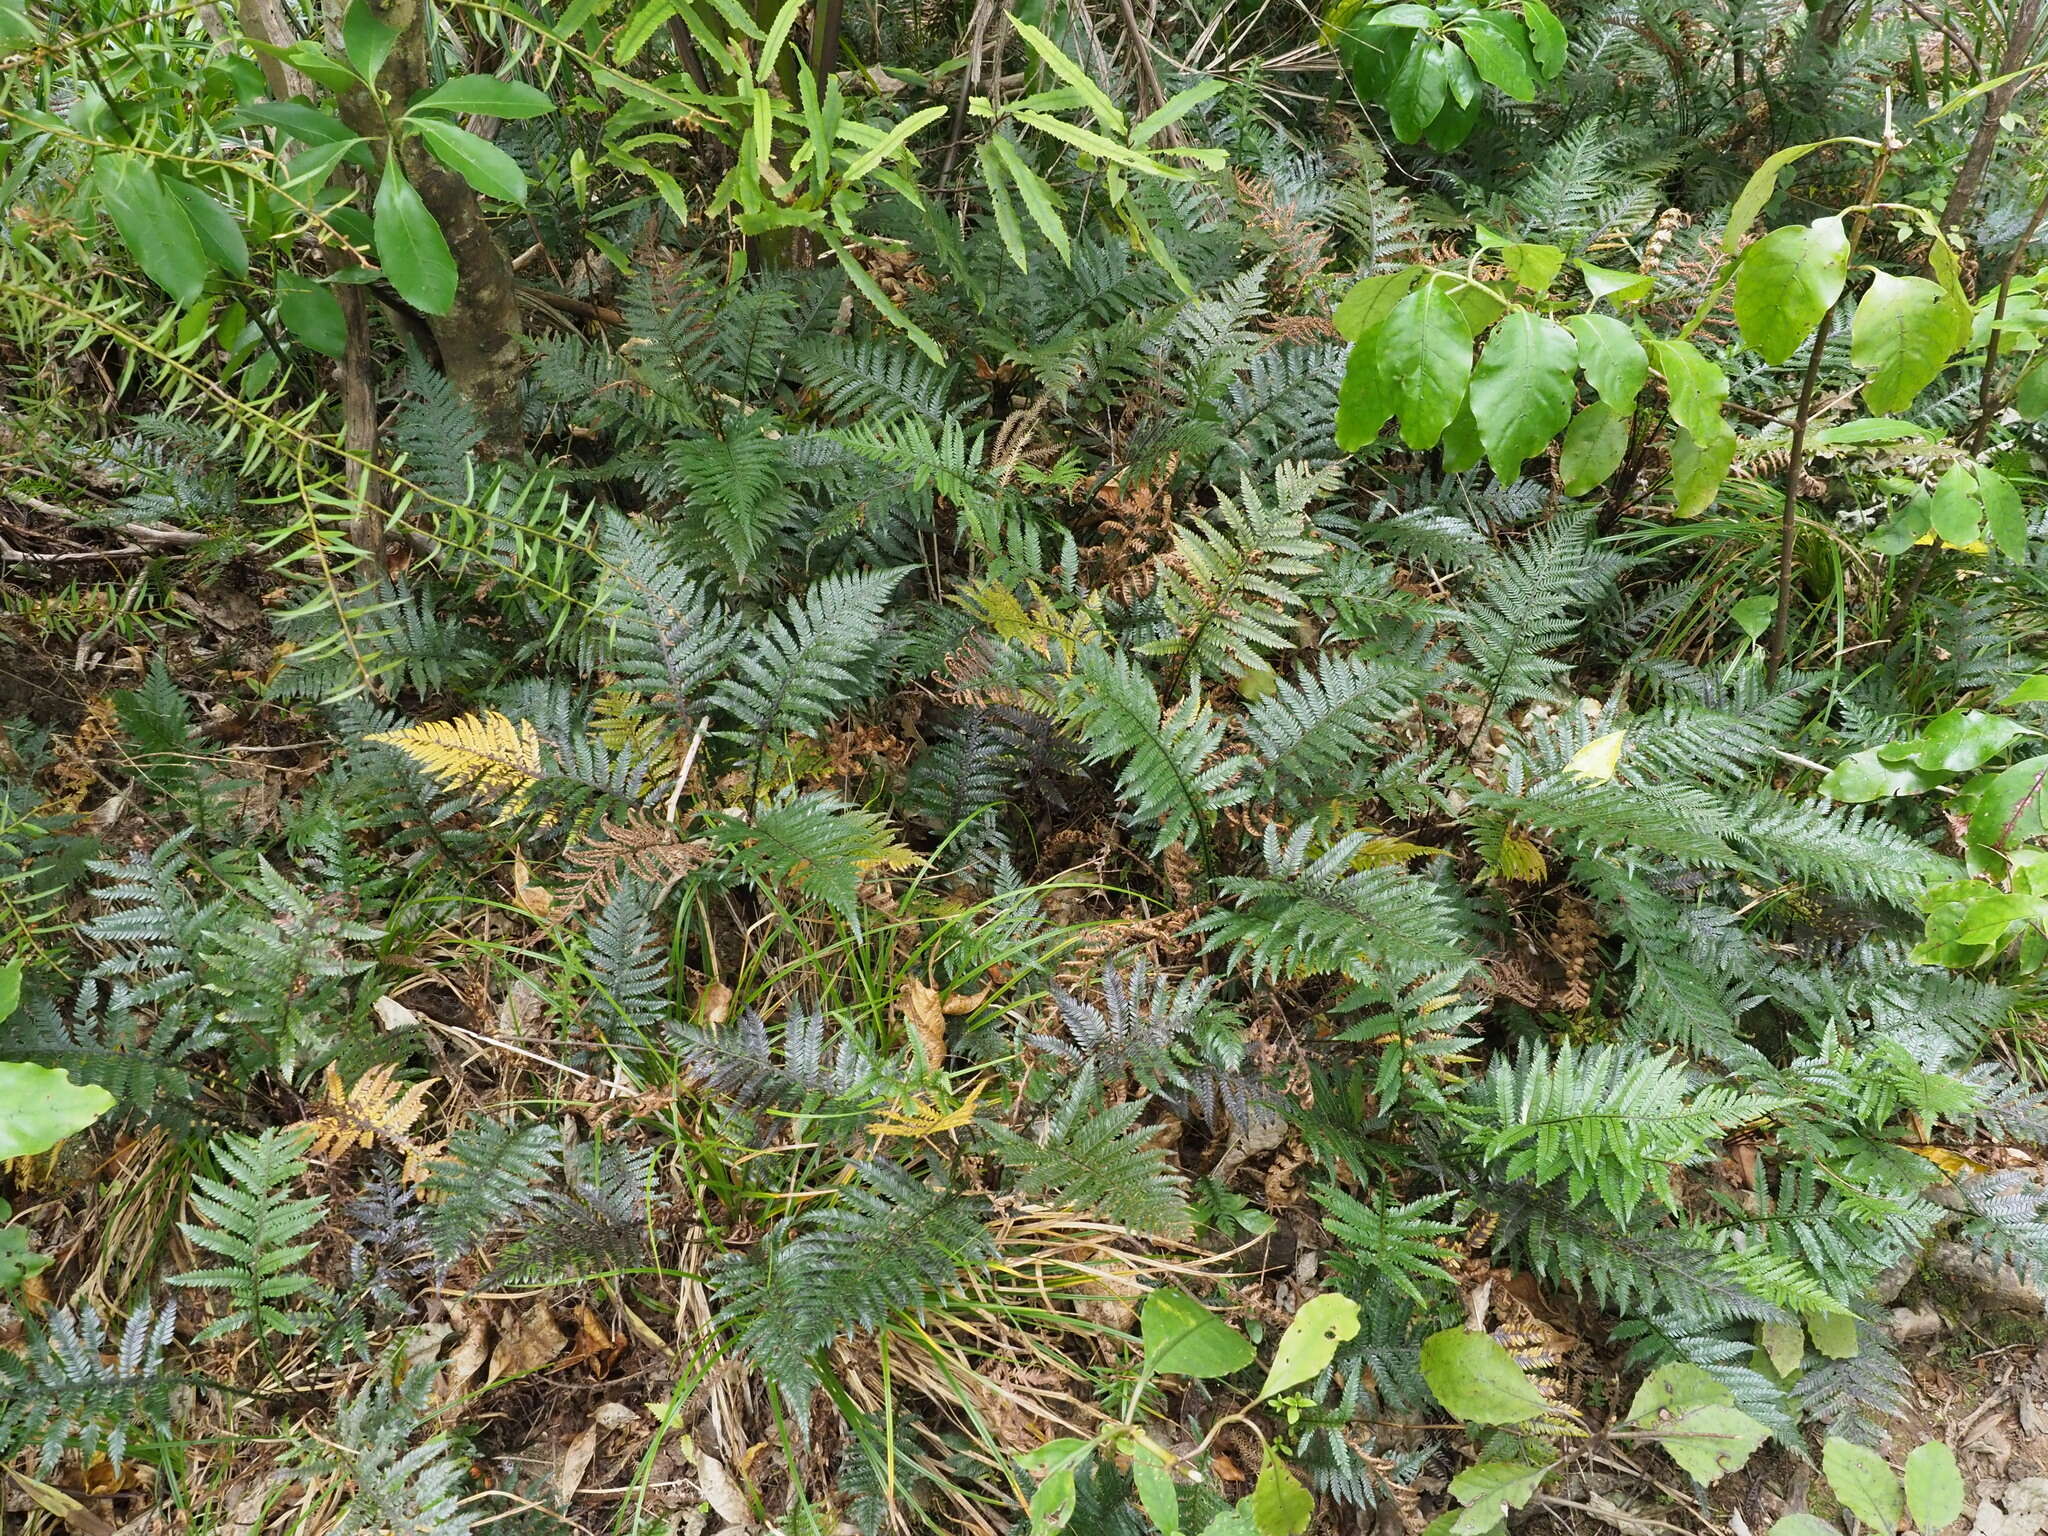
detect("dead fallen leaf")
[699,983,733,1025]
[899,978,946,1068]
[373,995,421,1032]
[437,1315,492,1406]
[694,1452,751,1526]
[559,1424,600,1504]
[941,986,989,1015]
[4,1470,114,1536]
[488,1302,567,1385]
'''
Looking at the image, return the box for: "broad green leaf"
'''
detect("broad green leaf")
[410,73,556,118]
[1379,282,1473,449]
[277,272,347,356]
[0,0,35,42]
[0,1220,49,1289]
[1419,1327,1550,1425]
[1259,1293,1361,1401]
[1448,1462,1550,1536]
[372,162,457,315]
[1456,14,1536,99]
[1980,466,2026,560]
[0,958,19,1022]
[1758,1318,1805,1374]
[1141,1288,1255,1379]
[161,176,249,278]
[1336,339,1396,450]
[1500,242,1565,293]
[1334,265,1425,341]
[1647,336,1728,444]
[1669,423,1735,517]
[1904,1442,1964,1532]
[1967,755,2048,852]
[236,101,363,150]
[1911,710,2025,773]
[1767,1518,1843,1536]
[1016,1439,1090,1475]
[1470,310,1577,479]
[97,157,209,306]
[0,1062,117,1160]
[1734,218,1848,365]
[411,116,528,204]
[1803,1310,1859,1359]
[1626,1364,1769,1483]
[1810,417,1937,444]
[342,0,399,82]
[2004,675,2048,704]
[1820,747,1947,802]
[1852,270,1968,413]
[1565,312,1647,407]
[1250,1457,1312,1536]
[1929,463,1981,548]
[1521,0,1566,73]
[1558,402,1628,494]
[1383,35,1449,141]
[2018,356,2048,420]
[1822,1437,1901,1534]
[1578,260,1656,303]
[1724,140,1831,252]
[1028,1466,1078,1534]
[1440,398,1485,472]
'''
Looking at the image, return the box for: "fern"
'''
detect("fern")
[708,792,919,921]
[593,512,743,716]
[172,1127,328,1342]
[0,1299,178,1468]
[984,1068,1192,1235]
[423,1118,562,1262]
[1316,1186,1460,1303]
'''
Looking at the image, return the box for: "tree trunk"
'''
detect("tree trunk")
[1940,0,2045,239]
[334,0,527,448]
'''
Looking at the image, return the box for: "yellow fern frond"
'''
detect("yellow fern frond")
[300,1063,442,1183]
[870,1079,987,1140]
[368,711,545,818]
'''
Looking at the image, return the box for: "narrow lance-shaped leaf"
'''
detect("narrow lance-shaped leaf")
[373,161,458,315]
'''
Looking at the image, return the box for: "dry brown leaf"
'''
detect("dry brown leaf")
[694,1452,751,1526]
[488,1302,568,1384]
[940,986,989,1015]
[700,983,733,1026]
[558,1424,600,1504]
[437,1315,492,1405]
[372,994,420,1032]
[899,978,946,1068]
[511,853,556,922]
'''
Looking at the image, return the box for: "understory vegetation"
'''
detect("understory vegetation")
[4,0,2048,1530]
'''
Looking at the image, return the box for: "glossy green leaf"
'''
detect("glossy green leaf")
[1470,310,1577,479]
[2003,675,2048,704]
[410,73,556,118]
[1440,397,1486,472]
[373,161,457,315]
[1336,338,1396,450]
[1911,710,2025,773]
[96,157,209,306]
[1384,34,1450,141]
[1558,402,1629,494]
[2017,356,2048,420]
[1259,1293,1361,1401]
[1577,260,1656,303]
[1420,1327,1550,1425]
[1724,140,1830,252]
[161,175,249,278]
[0,1062,117,1160]
[1967,755,2048,851]
[1250,1456,1312,1536]
[1904,1441,1964,1532]
[1647,336,1729,444]
[341,0,399,82]
[1820,747,1947,802]
[1734,218,1848,365]
[1521,0,1566,73]
[1822,1437,1901,1534]
[277,272,348,356]
[1565,312,1647,407]
[1500,242,1564,293]
[411,116,528,204]
[1141,1288,1255,1379]
[1456,14,1536,99]
[1379,282,1473,449]
[1852,270,1968,413]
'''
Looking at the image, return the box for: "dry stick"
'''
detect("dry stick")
[1881,171,2048,646]
[1764,141,1896,683]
